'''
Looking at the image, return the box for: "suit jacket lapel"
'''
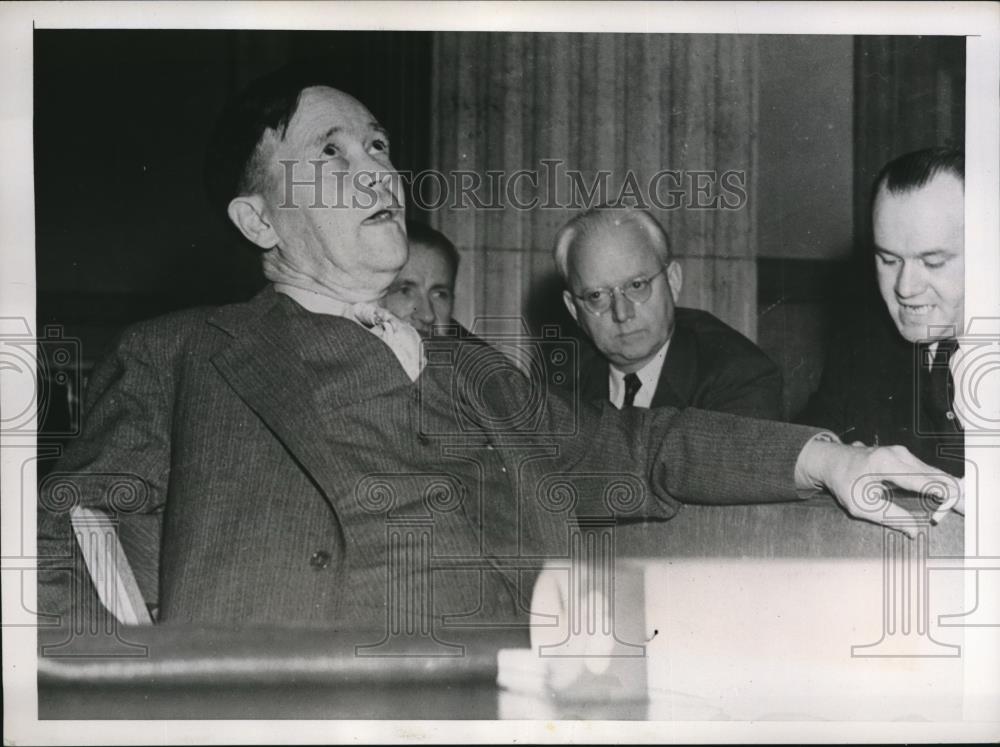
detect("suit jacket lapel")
[651,325,695,409]
[581,354,611,403]
[207,288,397,507]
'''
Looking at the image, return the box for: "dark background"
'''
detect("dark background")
[35,30,433,361]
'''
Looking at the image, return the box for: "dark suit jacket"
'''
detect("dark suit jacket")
[580,307,783,420]
[796,310,964,477]
[38,287,821,627]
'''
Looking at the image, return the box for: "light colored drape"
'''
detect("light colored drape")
[429,33,760,340]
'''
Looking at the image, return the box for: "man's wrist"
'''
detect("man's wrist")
[793,431,842,493]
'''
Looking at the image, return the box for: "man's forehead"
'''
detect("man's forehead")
[874,172,965,221]
[873,175,965,255]
[284,86,382,141]
[572,222,659,270]
[409,240,449,258]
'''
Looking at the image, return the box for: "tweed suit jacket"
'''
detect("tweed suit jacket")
[579,307,783,420]
[38,287,822,628]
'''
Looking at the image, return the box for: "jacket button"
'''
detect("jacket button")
[309,550,331,569]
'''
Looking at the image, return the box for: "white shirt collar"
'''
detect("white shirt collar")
[608,339,671,409]
[273,283,425,382]
[274,283,359,319]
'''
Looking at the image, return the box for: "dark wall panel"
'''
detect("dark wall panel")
[35,30,432,364]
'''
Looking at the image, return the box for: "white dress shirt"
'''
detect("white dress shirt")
[608,340,671,409]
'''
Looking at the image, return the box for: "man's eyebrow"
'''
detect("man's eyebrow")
[312,124,389,146]
[312,126,342,146]
[873,244,956,258]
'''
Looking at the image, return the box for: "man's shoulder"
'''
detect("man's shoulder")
[822,306,914,373]
[111,287,277,356]
[795,304,919,432]
[675,306,749,339]
[674,306,774,365]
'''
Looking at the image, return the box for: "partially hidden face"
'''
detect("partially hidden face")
[562,221,681,374]
[873,172,965,342]
[258,86,408,295]
[382,242,456,335]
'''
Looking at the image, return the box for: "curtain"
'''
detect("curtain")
[853,36,965,249]
[428,33,761,341]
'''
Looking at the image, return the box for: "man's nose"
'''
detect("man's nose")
[356,159,399,197]
[610,289,635,324]
[894,260,925,298]
[413,293,435,324]
[356,167,392,189]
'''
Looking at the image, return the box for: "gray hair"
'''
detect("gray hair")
[552,206,672,281]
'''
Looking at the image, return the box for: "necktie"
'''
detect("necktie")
[623,372,642,408]
[924,338,959,430]
[351,302,425,382]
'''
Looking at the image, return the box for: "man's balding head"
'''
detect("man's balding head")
[553,205,672,282]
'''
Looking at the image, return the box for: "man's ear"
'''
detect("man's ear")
[562,289,580,324]
[666,260,683,303]
[227,195,279,250]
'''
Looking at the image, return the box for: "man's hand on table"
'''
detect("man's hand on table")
[795,434,963,538]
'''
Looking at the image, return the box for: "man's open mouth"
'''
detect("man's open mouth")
[363,208,398,225]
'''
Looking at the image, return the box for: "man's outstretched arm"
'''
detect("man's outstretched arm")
[552,397,958,537]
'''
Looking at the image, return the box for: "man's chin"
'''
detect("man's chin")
[894,314,956,344]
[608,348,655,372]
[366,237,408,272]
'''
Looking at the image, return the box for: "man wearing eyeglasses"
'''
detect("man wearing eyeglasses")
[554,205,782,419]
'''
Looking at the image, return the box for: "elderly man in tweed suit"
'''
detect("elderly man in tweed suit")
[38,68,959,631]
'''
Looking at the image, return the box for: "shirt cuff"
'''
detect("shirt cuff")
[793,430,842,497]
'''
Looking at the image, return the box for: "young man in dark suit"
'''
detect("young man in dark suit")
[798,148,966,490]
[554,206,782,419]
[37,71,959,630]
